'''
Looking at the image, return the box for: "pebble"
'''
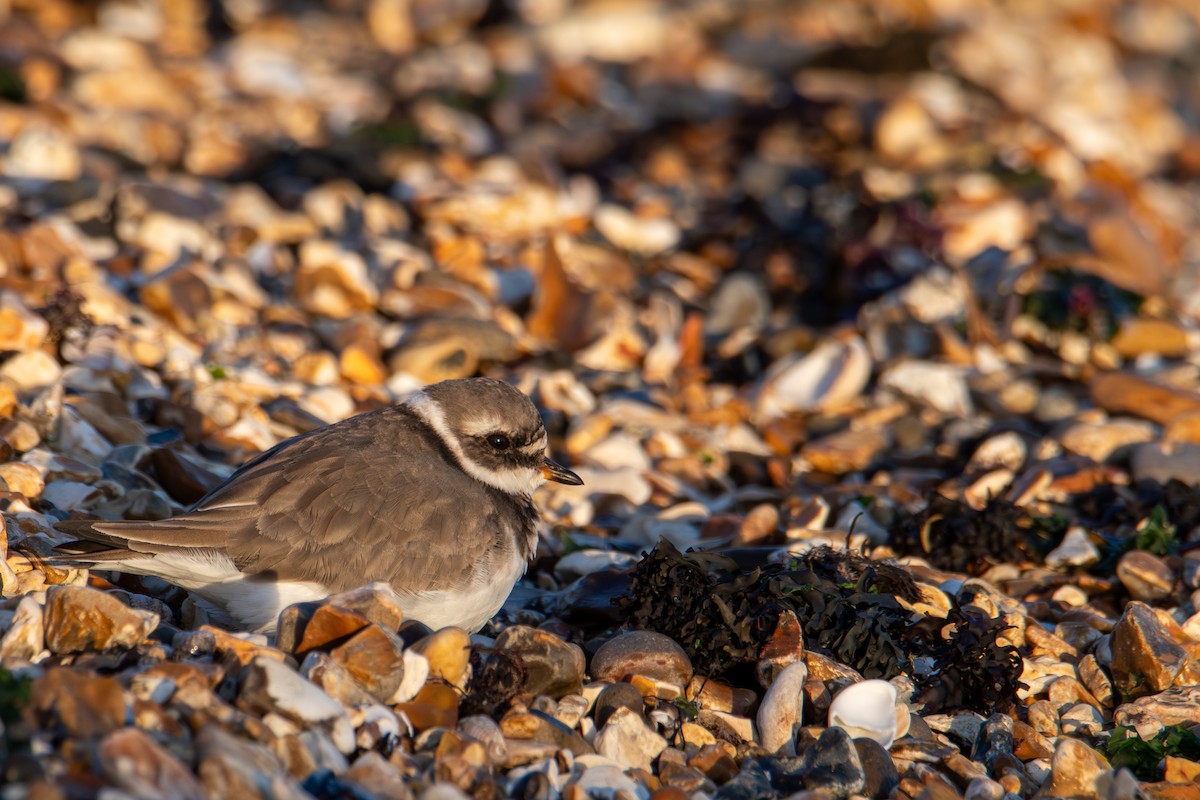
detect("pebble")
[492,625,586,699]
[594,681,646,728]
[591,630,693,686]
[236,656,356,754]
[99,727,206,800]
[0,594,44,662]
[1110,601,1188,699]
[757,336,872,418]
[1044,527,1101,569]
[329,623,408,702]
[756,660,808,756]
[593,706,668,772]
[879,360,973,417]
[791,725,866,796]
[1043,738,1113,800]
[410,626,471,686]
[43,585,159,654]
[29,667,127,737]
[1115,551,1174,603]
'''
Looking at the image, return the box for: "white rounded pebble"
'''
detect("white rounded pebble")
[757,660,809,756]
[828,679,900,749]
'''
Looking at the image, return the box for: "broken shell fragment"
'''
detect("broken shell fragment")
[827,678,900,749]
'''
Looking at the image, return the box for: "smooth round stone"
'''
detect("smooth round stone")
[410,627,471,686]
[591,630,692,686]
[594,682,646,729]
[1116,550,1174,603]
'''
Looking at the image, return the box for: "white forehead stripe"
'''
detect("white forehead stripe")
[406,390,545,497]
[462,415,508,437]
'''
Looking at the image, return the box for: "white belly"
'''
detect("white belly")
[103,547,526,634]
[397,550,527,632]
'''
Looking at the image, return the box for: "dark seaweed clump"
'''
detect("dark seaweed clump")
[460,648,528,719]
[619,540,1021,713]
[888,495,1059,575]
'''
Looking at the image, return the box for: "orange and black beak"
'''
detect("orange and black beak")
[542,456,583,485]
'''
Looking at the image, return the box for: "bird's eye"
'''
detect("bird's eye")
[486,433,512,450]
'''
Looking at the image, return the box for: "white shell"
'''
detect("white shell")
[827,679,900,749]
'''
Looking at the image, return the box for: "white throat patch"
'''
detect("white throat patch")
[406,391,544,497]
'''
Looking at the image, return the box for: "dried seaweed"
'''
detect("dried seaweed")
[888,495,1055,574]
[460,648,528,720]
[619,540,1021,713]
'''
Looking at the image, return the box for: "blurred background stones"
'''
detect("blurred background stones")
[0,0,1199,797]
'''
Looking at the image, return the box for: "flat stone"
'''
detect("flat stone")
[1131,441,1200,487]
[1059,418,1158,463]
[324,582,407,632]
[1163,755,1200,784]
[1043,738,1112,800]
[1111,318,1193,358]
[802,426,889,474]
[99,727,205,800]
[29,667,126,738]
[1026,699,1059,737]
[329,623,407,702]
[274,602,321,655]
[880,360,973,417]
[756,336,871,417]
[196,625,286,666]
[295,604,371,656]
[500,708,593,755]
[686,676,756,716]
[968,431,1028,472]
[43,585,159,654]
[1091,373,1200,426]
[1111,601,1188,700]
[696,709,755,745]
[688,742,739,783]
[1116,551,1175,604]
[236,656,355,754]
[1115,686,1200,728]
[395,682,458,731]
[571,764,646,799]
[1013,719,1055,760]
[0,462,45,499]
[493,625,585,699]
[594,706,668,772]
[195,724,307,800]
[149,447,223,506]
[974,713,1015,772]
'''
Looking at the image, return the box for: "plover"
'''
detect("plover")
[55,377,582,633]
